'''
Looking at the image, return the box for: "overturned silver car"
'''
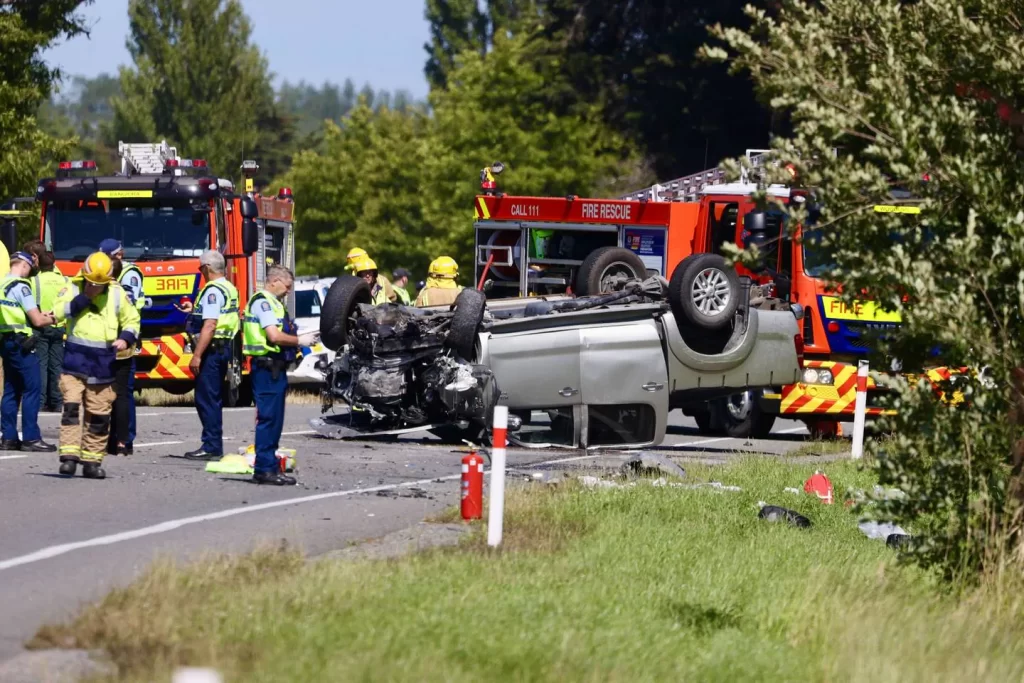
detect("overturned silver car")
[311,253,803,449]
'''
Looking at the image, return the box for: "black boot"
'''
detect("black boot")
[21,440,56,453]
[1,439,21,451]
[252,471,297,486]
[82,463,106,479]
[58,460,77,476]
[183,448,221,461]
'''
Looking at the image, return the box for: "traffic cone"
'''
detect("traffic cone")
[803,470,834,505]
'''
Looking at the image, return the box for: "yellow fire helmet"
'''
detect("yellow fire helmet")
[82,251,114,285]
[353,256,378,274]
[428,256,458,278]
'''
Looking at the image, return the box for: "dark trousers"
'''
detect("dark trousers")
[107,358,133,453]
[251,361,287,474]
[1,337,41,442]
[195,345,230,454]
[36,326,64,411]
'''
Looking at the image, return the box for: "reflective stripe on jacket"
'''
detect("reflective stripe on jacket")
[195,278,241,339]
[242,290,285,357]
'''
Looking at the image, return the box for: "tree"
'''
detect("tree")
[707,0,1024,578]
[0,0,91,202]
[424,0,488,88]
[39,73,120,172]
[109,0,293,188]
[421,31,642,267]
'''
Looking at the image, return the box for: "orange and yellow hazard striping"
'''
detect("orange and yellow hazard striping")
[780,360,891,417]
[137,334,194,381]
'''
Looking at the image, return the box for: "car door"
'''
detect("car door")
[484,327,583,409]
[579,319,668,447]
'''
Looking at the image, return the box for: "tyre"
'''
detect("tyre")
[575,246,648,295]
[669,253,741,332]
[693,408,720,435]
[320,276,372,350]
[712,390,776,438]
[447,288,486,361]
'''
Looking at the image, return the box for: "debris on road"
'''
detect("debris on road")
[757,503,812,528]
[651,477,741,492]
[620,453,686,480]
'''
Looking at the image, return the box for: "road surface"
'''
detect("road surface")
[0,404,828,660]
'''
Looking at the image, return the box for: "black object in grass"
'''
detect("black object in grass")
[758,505,812,528]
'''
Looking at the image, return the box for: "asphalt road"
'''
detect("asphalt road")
[0,403,828,661]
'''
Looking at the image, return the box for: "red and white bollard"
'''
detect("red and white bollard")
[851,360,869,459]
[487,406,509,548]
[461,449,484,520]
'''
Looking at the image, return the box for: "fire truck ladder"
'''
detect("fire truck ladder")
[619,149,774,202]
[118,140,178,176]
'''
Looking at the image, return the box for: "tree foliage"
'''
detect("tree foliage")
[708,0,1024,578]
[110,0,293,187]
[0,0,90,201]
[277,79,420,139]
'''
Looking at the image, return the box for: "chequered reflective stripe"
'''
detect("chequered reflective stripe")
[780,360,889,416]
[136,334,194,381]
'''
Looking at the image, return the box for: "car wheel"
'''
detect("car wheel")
[669,253,741,332]
[447,288,486,361]
[713,390,776,438]
[575,246,647,295]
[320,276,372,350]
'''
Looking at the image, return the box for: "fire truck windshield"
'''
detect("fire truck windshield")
[802,228,836,278]
[46,198,211,261]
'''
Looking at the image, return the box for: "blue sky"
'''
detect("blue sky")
[43,0,432,97]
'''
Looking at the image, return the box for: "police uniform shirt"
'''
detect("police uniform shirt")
[254,297,281,330]
[121,269,143,305]
[9,281,38,316]
[201,286,226,321]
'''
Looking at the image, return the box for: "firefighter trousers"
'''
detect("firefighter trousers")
[59,375,116,464]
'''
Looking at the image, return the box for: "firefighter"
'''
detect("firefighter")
[391,267,413,304]
[183,250,240,461]
[0,251,58,452]
[354,257,394,305]
[53,252,140,478]
[344,247,368,272]
[242,264,317,485]
[414,256,464,307]
[100,239,144,452]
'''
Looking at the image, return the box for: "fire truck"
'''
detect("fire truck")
[24,141,297,406]
[472,152,954,438]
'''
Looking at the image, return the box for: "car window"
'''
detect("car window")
[295,289,322,318]
[587,404,657,446]
[510,408,576,447]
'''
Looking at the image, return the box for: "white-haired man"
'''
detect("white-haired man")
[183,250,240,461]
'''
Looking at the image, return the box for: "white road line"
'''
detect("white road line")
[134,440,184,448]
[0,455,28,461]
[680,426,807,447]
[281,430,315,436]
[0,452,598,572]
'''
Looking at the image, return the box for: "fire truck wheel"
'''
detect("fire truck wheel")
[575,247,647,295]
[712,390,776,438]
[320,276,372,350]
[447,288,487,361]
[669,253,741,332]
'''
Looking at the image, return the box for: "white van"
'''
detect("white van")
[288,277,337,386]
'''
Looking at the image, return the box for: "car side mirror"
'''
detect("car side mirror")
[744,210,766,233]
[240,196,258,219]
[242,219,259,256]
[0,220,16,256]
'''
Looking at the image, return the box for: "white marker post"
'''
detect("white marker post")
[487,406,509,548]
[851,360,869,459]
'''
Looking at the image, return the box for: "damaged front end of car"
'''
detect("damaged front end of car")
[310,289,500,440]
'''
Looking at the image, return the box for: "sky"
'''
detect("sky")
[42,0,432,98]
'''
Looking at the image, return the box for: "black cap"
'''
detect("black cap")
[392,267,412,279]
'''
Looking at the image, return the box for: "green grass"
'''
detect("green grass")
[30,457,1024,682]
[136,387,322,407]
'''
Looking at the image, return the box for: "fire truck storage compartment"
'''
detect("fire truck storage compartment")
[475,221,633,294]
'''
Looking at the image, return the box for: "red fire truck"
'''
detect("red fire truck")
[27,141,297,406]
[473,153,954,438]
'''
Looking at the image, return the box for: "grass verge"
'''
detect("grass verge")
[31,457,1024,682]
[136,387,322,407]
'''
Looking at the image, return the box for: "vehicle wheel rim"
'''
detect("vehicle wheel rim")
[598,263,637,291]
[691,268,731,315]
[725,391,753,421]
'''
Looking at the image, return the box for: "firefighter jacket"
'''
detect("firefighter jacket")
[54,282,140,383]
[414,277,463,307]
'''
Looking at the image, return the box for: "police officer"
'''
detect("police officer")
[53,252,139,478]
[0,251,58,451]
[242,264,318,485]
[183,250,239,461]
[99,239,144,452]
[415,256,464,307]
[32,251,69,412]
